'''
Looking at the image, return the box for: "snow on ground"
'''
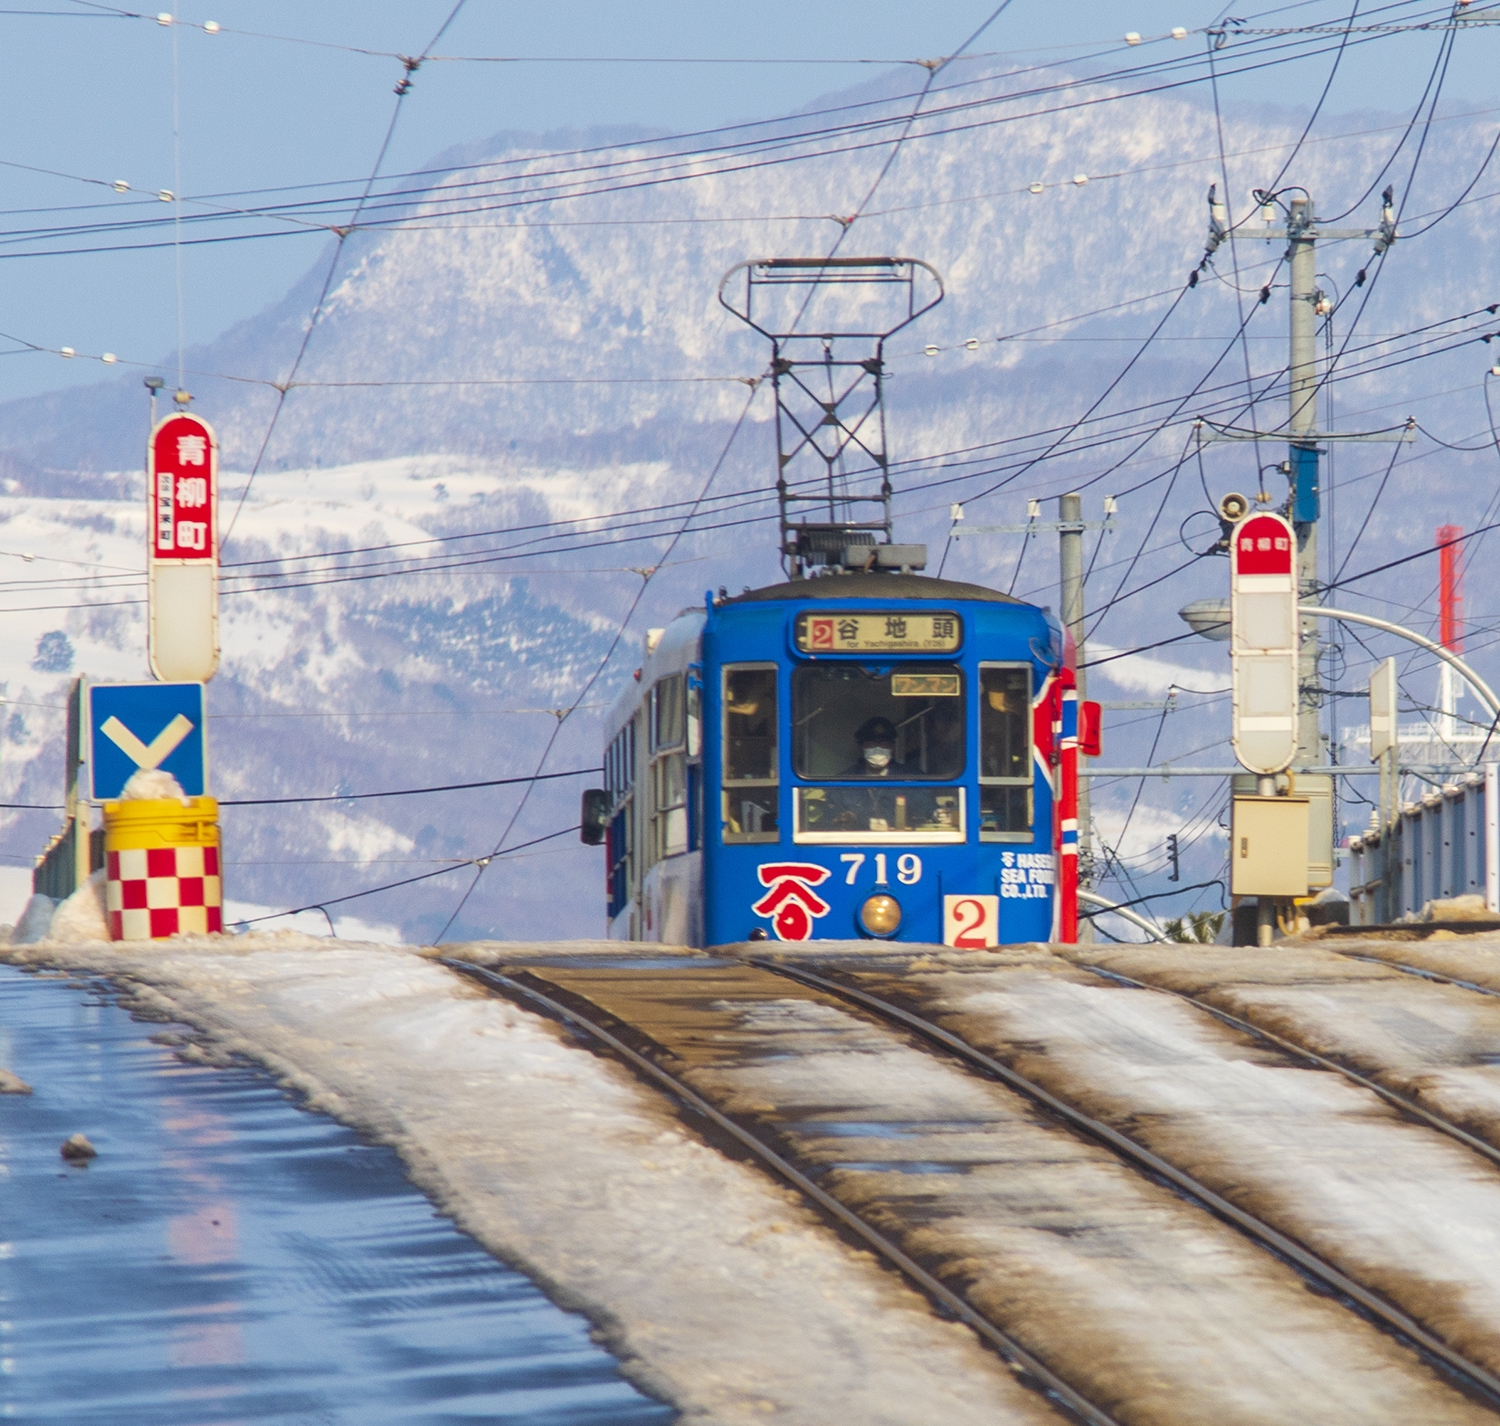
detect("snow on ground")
[1061,937,1500,1208]
[220,897,403,944]
[925,951,1500,1377]
[506,951,1492,1424]
[1321,931,1500,994]
[0,933,1056,1426]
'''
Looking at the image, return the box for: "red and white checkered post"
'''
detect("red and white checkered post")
[106,843,222,940]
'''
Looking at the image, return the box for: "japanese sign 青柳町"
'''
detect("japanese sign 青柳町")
[147,412,220,683]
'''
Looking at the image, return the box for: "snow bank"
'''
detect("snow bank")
[119,769,189,802]
[934,955,1500,1377]
[0,935,1051,1426]
[48,869,109,943]
[13,893,56,945]
[546,953,1492,1424]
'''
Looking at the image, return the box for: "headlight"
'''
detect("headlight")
[859,894,902,937]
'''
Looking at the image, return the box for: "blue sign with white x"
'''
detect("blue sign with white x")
[88,682,207,801]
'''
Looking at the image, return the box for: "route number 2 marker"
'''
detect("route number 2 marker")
[943,894,999,949]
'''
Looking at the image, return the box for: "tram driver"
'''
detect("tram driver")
[846,717,909,778]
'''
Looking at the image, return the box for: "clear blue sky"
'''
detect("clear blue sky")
[0,1,1494,403]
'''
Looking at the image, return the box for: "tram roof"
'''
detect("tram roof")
[723,571,1023,606]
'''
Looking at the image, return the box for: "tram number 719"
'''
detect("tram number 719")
[839,852,922,886]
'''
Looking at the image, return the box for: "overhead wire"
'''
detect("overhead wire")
[5,5,1493,895]
[227,826,576,929]
[433,2,1019,939]
[220,0,472,550]
[432,381,761,941]
[0,11,1455,261]
[0,309,1486,617]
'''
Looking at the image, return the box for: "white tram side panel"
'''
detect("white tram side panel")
[602,610,706,946]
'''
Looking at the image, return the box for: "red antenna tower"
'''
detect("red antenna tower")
[1437,525,1464,651]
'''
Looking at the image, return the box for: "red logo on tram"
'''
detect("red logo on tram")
[752,862,832,941]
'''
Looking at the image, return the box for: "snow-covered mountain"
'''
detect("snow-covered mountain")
[3,61,1496,937]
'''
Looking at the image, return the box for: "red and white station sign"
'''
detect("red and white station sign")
[147,412,220,683]
[1230,511,1298,776]
[150,414,218,562]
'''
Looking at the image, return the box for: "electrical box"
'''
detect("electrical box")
[1232,774,1332,888]
[1231,795,1311,897]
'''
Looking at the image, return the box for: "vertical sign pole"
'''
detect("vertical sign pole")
[1231,511,1301,946]
[1058,677,1079,943]
[147,412,220,683]
[1369,657,1398,831]
[1058,492,1091,941]
[1487,761,1499,915]
[66,676,89,892]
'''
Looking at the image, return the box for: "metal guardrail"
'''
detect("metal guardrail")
[1347,765,1500,924]
[32,677,96,902]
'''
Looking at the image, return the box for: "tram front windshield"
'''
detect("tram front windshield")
[793,664,964,779]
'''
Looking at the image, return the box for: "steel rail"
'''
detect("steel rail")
[751,957,1500,1410]
[1323,946,1500,1001]
[439,956,1121,1426]
[1075,961,1500,1172]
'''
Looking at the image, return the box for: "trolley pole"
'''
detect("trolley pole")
[1059,492,1093,940]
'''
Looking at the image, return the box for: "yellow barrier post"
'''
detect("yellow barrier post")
[102,797,222,941]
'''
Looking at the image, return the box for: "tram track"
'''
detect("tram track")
[1066,940,1500,1175]
[439,955,1122,1426]
[748,956,1500,1413]
[1072,960,1500,1173]
[1321,943,1500,1002]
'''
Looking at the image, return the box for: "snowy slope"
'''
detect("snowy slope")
[2,61,1498,935]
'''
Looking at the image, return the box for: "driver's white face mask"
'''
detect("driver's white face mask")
[863,745,893,769]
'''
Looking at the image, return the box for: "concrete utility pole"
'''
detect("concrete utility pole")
[1059,492,1093,940]
[1227,190,1403,774]
[949,495,1116,938]
[1286,195,1322,770]
[1210,189,1407,906]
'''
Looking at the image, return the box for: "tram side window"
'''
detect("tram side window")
[652,674,684,752]
[979,664,1032,842]
[723,664,778,843]
[648,675,687,863]
[605,721,636,918]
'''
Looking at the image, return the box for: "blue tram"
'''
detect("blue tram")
[590,563,1086,947]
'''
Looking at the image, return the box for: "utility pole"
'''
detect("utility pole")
[1059,492,1093,939]
[1207,188,1408,920]
[1219,189,1404,774]
[950,495,1115,940]
[1287,195,1322,770]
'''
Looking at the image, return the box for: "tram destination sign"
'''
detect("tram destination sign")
[795,611,962,655]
